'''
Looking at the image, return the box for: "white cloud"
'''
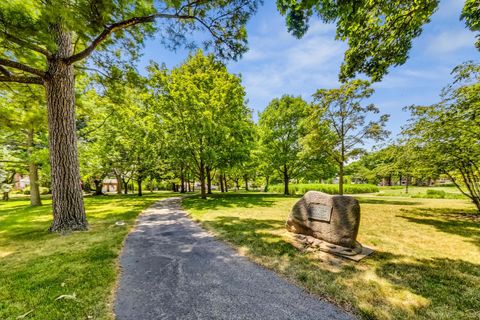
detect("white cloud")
[229,20,346,111]
[426,30,476,54]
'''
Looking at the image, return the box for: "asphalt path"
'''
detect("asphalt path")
[114,197,354,320]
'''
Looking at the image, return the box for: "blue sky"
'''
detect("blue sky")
[139,0,478,142]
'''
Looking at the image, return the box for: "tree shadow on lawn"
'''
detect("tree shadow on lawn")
[183,193,287,211]
[201,215,480,319]
[398,207,480,248]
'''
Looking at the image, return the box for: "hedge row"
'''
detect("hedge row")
[268,183,379,195]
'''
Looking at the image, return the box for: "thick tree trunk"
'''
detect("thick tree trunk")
[283,165,289,195]
[223,174,228,192]
[46,26,87,232]
[200,160,207,199]
[339,162,344,195]
[137,179,143,196]
[206,166,212,194]
[27,128,42,206]
[2,192,9,201]
[93,179,103,196]
[115,173,122,194]
[123,180,128,194]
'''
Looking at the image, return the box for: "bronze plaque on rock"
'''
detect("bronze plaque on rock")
[308,203,332,222]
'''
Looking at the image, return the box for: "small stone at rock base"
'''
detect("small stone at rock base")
[286,191,360,248]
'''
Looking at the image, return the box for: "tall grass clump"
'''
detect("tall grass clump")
[268,183,379,195]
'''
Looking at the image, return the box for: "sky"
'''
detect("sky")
[139,0,478,143]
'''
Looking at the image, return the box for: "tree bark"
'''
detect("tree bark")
[200,159,207,199]
[27,128,42,206]
[46,26,87,232]
[244,175,249,191]
[219,172,224,192]
[283,164,289,195]
[339,161,344,195]
[223,174,228,192]
[115,173,122,194]
[206,166,212,194]
[123,179,128,194]
[93,179,103,196]
[137,179,143,196]
[264,176,269,192]
[180,172,186,193]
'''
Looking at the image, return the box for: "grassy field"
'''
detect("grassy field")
[183,192,480,320]
[377,186,465,199]
[0,192,175,320]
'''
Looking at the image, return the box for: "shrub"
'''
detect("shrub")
[268,183,379,195]
[23,186,50,195]
[426,189,446,198]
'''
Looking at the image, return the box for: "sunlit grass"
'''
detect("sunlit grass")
[0,192,175,320]
[183,193,480,320]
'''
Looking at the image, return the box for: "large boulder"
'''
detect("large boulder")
[286,191,360,248]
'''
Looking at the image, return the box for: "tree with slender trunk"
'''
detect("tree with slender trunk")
[0,1,259,232]
[258,95,309,195]
[310,80,389,195]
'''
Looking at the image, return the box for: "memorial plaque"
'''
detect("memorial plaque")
[308,203,332,222]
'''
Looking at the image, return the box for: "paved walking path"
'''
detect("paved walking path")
[114,197,354,320]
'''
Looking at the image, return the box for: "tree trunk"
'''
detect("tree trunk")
[405,175,409,194]
[93,179,103,196]
[115,173,122,194]
[200,159,207,199]
[28,161,42,206]
[27,128,42,206]
[234,178,239,191]
[339,161,344,195]
[46,26,87,232]
[206,166,212,194]
[244,175,249,191]
[224,174,228,192]
[264,176,269,192]
[123,180,128,194]
[137,179,142,196]
[2,192,9,201]
[219,172,224,192]
[283,165,289,195]
[180,173,186,193]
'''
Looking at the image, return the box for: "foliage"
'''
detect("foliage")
[257,95,312,195]
[308,80,389,194]
[268,183,379,195]
[403,62,480,211]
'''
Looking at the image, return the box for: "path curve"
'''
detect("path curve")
[114,197,354,320]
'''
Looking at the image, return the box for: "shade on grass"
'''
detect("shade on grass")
[183,192,480,320]
[0,192,175,319]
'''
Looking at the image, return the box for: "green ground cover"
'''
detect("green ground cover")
[268,183,379,195]
[0,192,175,320]
[183,192,480,320]
[377,186,466,199]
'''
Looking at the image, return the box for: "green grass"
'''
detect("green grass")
[183,193,480,320]
[378,186,466,199]
[0,192,176,320]
[269,183,379,195]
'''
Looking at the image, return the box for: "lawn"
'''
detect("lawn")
[183,192,480,320]
[0,192,175,320]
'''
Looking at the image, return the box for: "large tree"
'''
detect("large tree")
[404,62,480,211]
[309,80,389,195]
[0,1,259,232]
[149,51,253,199]
[277,0,479,81]
[258,95,309,195]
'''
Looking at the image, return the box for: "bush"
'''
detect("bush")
[268,183,379,195]
[23,186,50,195]
[426,189,446,198]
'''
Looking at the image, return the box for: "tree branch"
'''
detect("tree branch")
[3,32,52,57]
[0,58,46,78]
[0,75,43,85]
[65,13,194,64]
